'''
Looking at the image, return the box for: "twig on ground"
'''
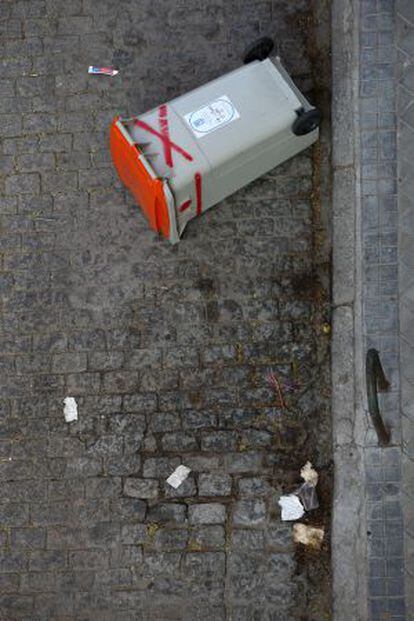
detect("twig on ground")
[267,371,287,409]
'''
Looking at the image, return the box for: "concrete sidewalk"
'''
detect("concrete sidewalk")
[332,0,413,619]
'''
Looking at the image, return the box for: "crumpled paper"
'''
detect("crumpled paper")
[166,465,191,489]
[300,461,318,486]
[63,397,78,423]
[293,523,324,549]
[278,494,305,521]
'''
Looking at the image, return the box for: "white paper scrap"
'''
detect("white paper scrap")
[63,397,78,422]
[300,461,318,487]
[278,494,305,521]
[166,465,191,489]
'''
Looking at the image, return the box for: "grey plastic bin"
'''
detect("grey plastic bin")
[110,44,321,244]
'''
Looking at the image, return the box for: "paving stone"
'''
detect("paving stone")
[123,393,157,414]
[225,452,263,473]
[0,594,34,617]
[190,525,226,548]
[143,457,181,479]
[182,551,226,578]
[164,476,197,499]
[104,452,141,476]
[124,349,161,370]
[266,524,293,550]
[29,550,66,571]
[189,503,226,525]
[231,529,265,549]
[68,549,109,569]
[66,373,101,395]
[115,545,143,568]
[233,499,266,526]
[110,498,146,521]
[105,411,145,434]
[102,371,139,394]
[64,457,102,478]
[6,173,40,195]
[123,478,158,500]
[238,477,272,497]
[147,503,187,524]
[121,524,147,545]
[181,409,217,429]
[150,528,190,554]
[184,455,221,472]
[148,411,181,433]
[142,551,181,579]
[52,353,87,373]
[161,432,198,452]
[240,429,272,449]
[0,573,21,593]
[85,477,122,499]
[201,431,238,451]
[0,503,30,527]
[11,528,46,549]
[198,473,232,496]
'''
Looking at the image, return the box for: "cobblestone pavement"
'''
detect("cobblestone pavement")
[0,1,331,620]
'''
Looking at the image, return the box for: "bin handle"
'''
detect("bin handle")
[365,348,391,446]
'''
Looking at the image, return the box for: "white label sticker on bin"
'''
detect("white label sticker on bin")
[184,95,240,137]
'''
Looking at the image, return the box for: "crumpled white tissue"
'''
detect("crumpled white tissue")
[278,494,305,521]
[63,397,78,423]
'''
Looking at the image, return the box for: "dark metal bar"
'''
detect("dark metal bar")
[366,348,391,446]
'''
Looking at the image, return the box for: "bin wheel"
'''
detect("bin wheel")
[243,37,275,64]
[292,107,322,136]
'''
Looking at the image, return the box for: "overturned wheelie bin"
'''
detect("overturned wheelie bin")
[110,37,321,244]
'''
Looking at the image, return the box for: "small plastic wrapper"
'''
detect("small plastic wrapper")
[295,482,319,511]
[88,66,118,76]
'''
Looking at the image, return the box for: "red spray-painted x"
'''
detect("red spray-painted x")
[134,110,193,167]
[133,108,203,217]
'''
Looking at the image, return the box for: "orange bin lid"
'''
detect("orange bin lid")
[110,117,171,239]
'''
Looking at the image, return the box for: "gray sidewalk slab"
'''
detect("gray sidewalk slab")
[358,2,406,619]
[332,0,412,619]
[397,1,414,619]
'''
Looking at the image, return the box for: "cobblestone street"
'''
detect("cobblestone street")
[0,1,332,619]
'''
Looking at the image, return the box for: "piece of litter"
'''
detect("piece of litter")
[300,461,318,487]
[295,482,319,511]
[166,465,191,489]
[293,523,324,549]
[278,494,305,521]
[88,65,118,76]
[63,397,78,422]
[267,371,287,409]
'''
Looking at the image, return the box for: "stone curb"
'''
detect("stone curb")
[331,1,368,619]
